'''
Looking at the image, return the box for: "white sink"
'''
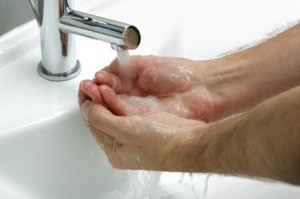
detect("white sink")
[1,0,300,198]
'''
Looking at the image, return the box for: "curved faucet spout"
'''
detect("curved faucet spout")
[27,0,141,81]
[60,10,141,50]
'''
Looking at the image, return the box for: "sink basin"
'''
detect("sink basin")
[1,0,300,198]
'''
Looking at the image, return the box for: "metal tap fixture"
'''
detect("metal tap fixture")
[27,0,141,81]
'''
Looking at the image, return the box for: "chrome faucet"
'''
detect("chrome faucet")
[27,0,141,81]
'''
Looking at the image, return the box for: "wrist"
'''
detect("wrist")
[190,112,249,175]
[165,113,248,174]
[163,123,209,172]
[199,53,267,121]
[198,57,248,120]
[200,25,300,121]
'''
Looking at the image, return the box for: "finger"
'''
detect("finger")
[132,55,192,96]
[105,55,157,75]
[130,55,158,79]
[89,122,121,152]
[99,85,127,116]
[102,55,148,83]
[78,83,90,106]
[86,107,145,170]
[99,85,152,116]
[89,123,129,169]
[102,58,120,74]
[88,123,106,150]
[81,100,93,123]
[84,102,131,143]
[90,128,145,170]
[131,55,171,95]
[94,71,124,93]
[80,80,103,103]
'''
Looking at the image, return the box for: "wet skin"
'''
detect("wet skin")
[79,55,214,122]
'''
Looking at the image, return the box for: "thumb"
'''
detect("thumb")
[81,101,130,143]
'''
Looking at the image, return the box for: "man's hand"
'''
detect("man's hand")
[81,100,206,170]
[79,56,218,122]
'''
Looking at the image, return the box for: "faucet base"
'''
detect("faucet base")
[37,61,81,81]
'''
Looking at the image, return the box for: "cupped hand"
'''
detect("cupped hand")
[80,55,217,122]
[78,55,216,170]
[81,100,206,170]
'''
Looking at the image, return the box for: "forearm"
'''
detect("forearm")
[191,85,300,184]
[203,23,300,120]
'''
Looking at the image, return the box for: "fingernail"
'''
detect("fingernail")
[80,80,93,91]
[81,100,92,121]
[95,71,104,78]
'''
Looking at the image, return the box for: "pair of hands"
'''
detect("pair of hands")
[78,55,218,170]
[79,24,300,184]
